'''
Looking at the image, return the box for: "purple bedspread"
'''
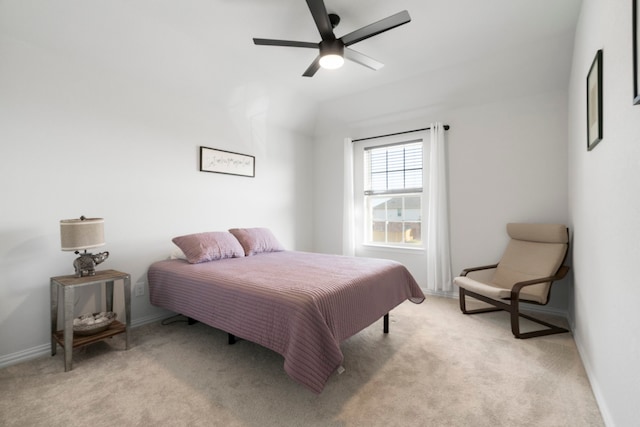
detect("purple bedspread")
[147,251,424,393]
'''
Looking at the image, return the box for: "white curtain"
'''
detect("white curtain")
[426,123,453,292]
[342,138,356,256]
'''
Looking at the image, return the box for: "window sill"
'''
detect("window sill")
[361,243,425,254]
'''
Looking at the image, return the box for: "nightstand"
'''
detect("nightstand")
[50,269,131,371]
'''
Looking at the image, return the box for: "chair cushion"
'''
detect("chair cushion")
[492,224,568,304]
[491,241,566,303]
[454,276,511,300]
[454,274,552,303]
[507,223,568,244]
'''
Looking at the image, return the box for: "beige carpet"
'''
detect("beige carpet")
[0,296,603,427]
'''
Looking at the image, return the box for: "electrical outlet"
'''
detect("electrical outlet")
[134,282,145,297]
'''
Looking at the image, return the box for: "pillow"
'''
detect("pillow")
[171,231,245,264]
[228,227,284,256]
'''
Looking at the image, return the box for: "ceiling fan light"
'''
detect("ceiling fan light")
[319,54,344,70]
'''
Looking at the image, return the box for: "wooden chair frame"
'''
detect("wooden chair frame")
[458,258,570,339]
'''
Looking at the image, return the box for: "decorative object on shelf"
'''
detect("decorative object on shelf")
[634,0,639,104]
[60,216,109,277]
[587,49,603,151]
[73,311,117,335]
[200,146,255,178]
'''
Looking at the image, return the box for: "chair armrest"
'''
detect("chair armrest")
[510,266,571,299]
[459,264,499,277]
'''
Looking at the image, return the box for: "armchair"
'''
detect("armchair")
[453,223,570,339]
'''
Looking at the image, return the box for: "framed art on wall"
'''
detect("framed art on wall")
[200,146,255,177]
[587,49,603,151]
[634,0,640,104]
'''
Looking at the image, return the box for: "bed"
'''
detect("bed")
[147,228,425,393]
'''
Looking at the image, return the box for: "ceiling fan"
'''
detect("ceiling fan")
[253,0,411,77]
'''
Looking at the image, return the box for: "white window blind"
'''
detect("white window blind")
[364,140,423,195]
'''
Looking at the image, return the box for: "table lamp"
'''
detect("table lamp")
[60,216,109,277]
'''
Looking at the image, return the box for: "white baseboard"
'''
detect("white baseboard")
[423,288,569,319]
[0,312,169,370]
[0,343,51,369]
[519,302,568,318]
[421,288,457,298]
[130,312,171,328]
[574,336,614,427]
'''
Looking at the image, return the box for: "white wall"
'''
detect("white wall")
[567,0,640,425]
[314,89,570,310]
[313,29,573,311]
[0,4,315,363]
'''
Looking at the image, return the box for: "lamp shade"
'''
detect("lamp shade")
[60,217,105,251]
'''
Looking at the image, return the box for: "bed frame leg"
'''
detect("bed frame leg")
[228,333,237,345]
[383,313,389,333]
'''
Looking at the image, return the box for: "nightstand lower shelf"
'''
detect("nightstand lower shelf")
[53,320,126,349]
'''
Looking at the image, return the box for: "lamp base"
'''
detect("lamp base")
[73,251,109,277]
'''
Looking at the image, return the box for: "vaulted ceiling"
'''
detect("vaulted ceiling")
[1,0,583,127]
[239,0,583,102]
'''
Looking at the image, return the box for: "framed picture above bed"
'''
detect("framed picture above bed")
[587,49,603,151]
[200,146,255,177]
[633,0,640,104]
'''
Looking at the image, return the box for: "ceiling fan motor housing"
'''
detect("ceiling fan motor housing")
[319,38,344,57]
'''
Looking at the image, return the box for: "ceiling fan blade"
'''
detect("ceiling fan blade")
[302,56,322,77]
[306,0,335,40]
[341,10,411,47]
[344,48,384,71]
[253,38,318,49]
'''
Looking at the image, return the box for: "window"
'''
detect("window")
[362,139,424,247]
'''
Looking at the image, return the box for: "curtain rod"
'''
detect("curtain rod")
[352,125,450,143]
